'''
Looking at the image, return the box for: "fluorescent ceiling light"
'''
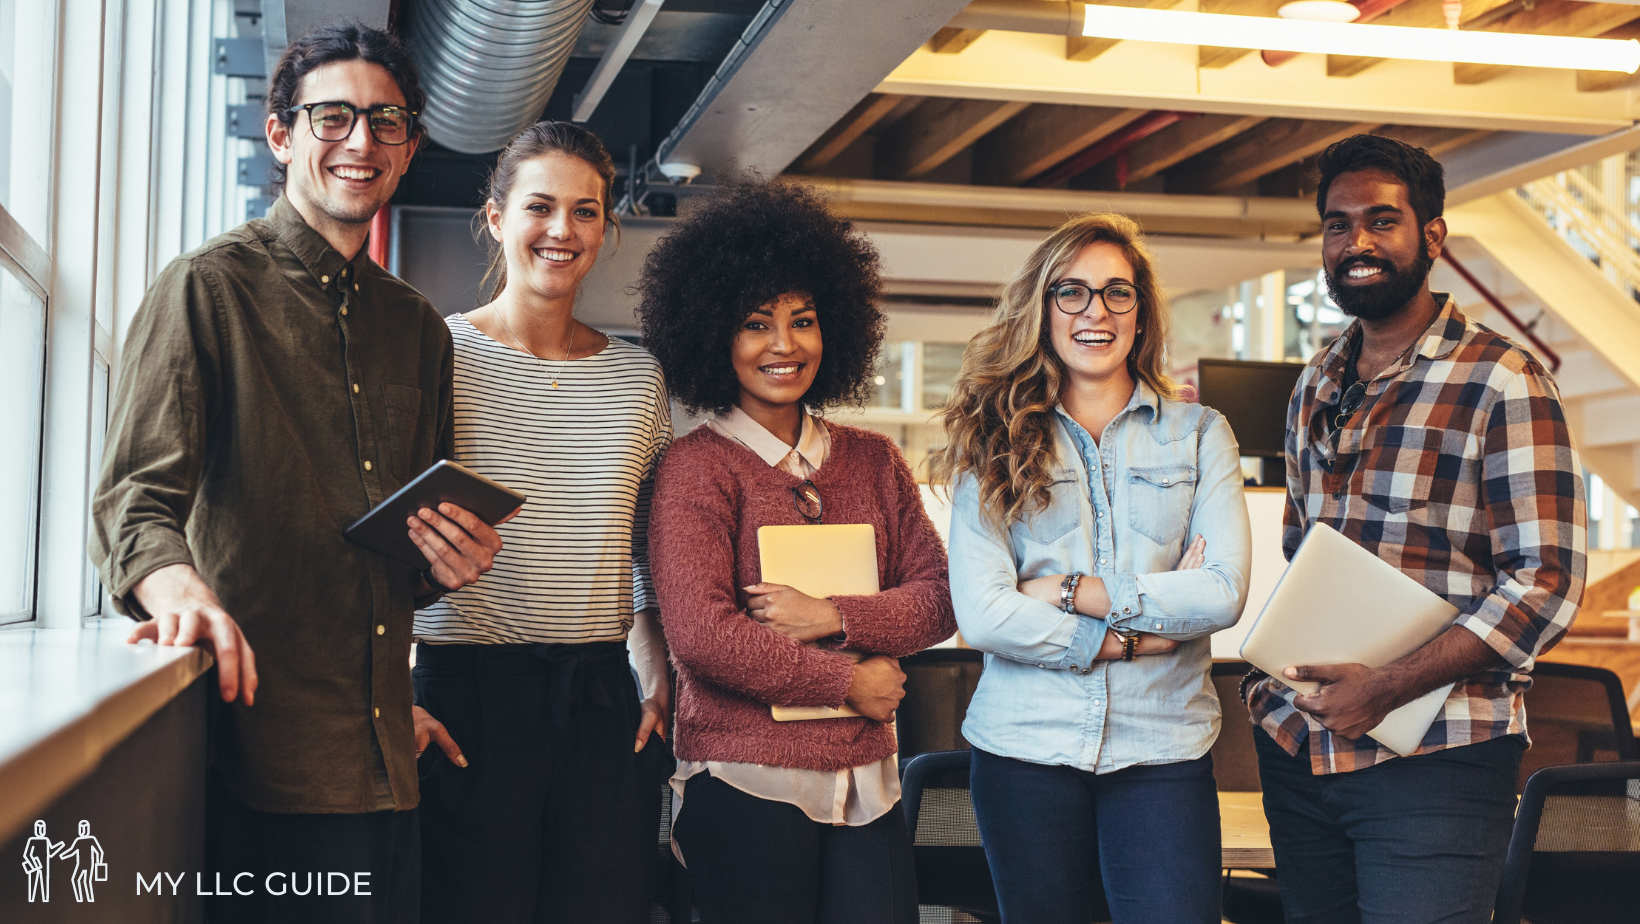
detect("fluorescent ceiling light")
[1080,4,1640,74]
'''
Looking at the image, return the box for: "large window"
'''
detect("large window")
[0,0,238,628]
[0,257,45,624]
[0,0,53,625]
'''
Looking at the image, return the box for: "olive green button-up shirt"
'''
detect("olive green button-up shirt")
[91,196,453,814]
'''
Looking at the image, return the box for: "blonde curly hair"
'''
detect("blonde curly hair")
[928,213,1178,526]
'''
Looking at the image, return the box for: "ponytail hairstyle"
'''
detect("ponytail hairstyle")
[474,121,619,303]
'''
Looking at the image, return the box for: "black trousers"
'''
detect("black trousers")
[673,770,918,924]
[204,777,420,924]
[1255,730,1523,924]
[414,641,672,924]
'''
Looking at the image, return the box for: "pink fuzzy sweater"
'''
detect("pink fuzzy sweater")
[649,421,956,771]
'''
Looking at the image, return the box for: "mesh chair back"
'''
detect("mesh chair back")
[901,750,1000,920]
[1494,760,1640,924]
[1211,660,1263,792]
[1520,663,1637,790]
[899,648,984,760]
[650,782,692,923]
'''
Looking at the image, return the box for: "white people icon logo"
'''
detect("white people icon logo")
[20,819,106,903]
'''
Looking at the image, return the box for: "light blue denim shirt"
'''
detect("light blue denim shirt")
[948,381,1252,773]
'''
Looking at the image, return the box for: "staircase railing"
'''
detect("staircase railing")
[1517,171,1640,300]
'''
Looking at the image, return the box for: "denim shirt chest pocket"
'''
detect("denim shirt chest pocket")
[1125,461,1198,547]
[1008,468,1085,576]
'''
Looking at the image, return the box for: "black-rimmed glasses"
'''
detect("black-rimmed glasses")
[1048,280,1139,316]
[286,101,419,145]
[791,479,823,523]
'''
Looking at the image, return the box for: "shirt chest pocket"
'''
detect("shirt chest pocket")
[1010,475,1084,546]
[1126,463,1197,547]
[381,384,426,482]
[1358,425,1478,517]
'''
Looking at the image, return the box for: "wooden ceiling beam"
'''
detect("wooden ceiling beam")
[1455,2,1640,85]
[1371,124,1493,158]
[977,105,1146,185]
[792,94,906,173]
[1325,0,1517,78]
[1110,114,1265,186]
[879,98,1030,179]
[929,27,983,54]
[1175,119,1379,193]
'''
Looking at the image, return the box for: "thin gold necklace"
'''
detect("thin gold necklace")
[496,308,576,389]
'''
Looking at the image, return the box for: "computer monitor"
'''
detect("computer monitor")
[1196,359,1307,480]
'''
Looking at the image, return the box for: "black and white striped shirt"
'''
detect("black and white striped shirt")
[414,314,672,644]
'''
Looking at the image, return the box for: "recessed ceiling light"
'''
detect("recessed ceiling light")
[1278,1,1361,23]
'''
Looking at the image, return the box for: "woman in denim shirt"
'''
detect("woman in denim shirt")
[930,213,1251,924]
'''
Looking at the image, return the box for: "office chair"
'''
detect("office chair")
[902,748,1116,923]
[898,648,984,760]
[1493,760,1640,924]
[1521,662,1637,790]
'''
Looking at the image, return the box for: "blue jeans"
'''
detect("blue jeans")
[1254,729,1523,924]
[969,747,1222,924]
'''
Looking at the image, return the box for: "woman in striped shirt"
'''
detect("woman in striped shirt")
[411,122,672,923]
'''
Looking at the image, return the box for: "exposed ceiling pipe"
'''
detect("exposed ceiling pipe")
[1028,111,1194,188]
[1261,0,1413,67]
[400,0,597,154]
[573,0,665,122]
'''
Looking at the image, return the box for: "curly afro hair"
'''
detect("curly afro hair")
[635,180,885,414]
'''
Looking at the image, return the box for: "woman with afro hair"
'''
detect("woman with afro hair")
[640,180,956,924]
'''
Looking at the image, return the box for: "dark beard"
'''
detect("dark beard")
[1325,249,1433,321]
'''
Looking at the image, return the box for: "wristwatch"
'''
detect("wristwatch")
[1111,625,1138,661]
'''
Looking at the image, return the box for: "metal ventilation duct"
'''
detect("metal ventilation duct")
[400,0,597,155]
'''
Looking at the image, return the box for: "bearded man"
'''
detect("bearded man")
[1242,134,1586,924]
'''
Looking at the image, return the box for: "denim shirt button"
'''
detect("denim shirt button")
[1123,607,1131,614]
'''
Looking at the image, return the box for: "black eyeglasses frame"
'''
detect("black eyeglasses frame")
[285,101,420,146]
[1047,280,1140,316]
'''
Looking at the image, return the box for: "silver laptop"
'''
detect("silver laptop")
[1240,522,1457,756]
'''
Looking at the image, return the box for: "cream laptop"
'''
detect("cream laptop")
[757,524,879,721]
[1239,521,1458,756]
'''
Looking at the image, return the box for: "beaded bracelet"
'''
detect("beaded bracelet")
[1059,572,1083,614]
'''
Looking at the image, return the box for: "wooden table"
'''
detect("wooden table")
[1220,791,1275,869]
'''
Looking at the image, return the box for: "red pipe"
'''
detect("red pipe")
[368,206,391,268]
[1440,251,1561,372]
[1028,111,1195,188]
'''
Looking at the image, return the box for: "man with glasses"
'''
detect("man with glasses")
[92,24,501,923]
[1242,134,1586,922]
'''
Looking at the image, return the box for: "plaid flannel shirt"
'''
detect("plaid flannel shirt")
[1247,296,1587,774]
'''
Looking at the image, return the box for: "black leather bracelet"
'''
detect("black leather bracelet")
[1238,667,1269,706]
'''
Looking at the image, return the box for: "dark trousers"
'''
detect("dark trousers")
[969,746,1222,924]
[672,770,918,924]
[414,641,671,924]
[1254,729,1524,924]
[204,777,420,924]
